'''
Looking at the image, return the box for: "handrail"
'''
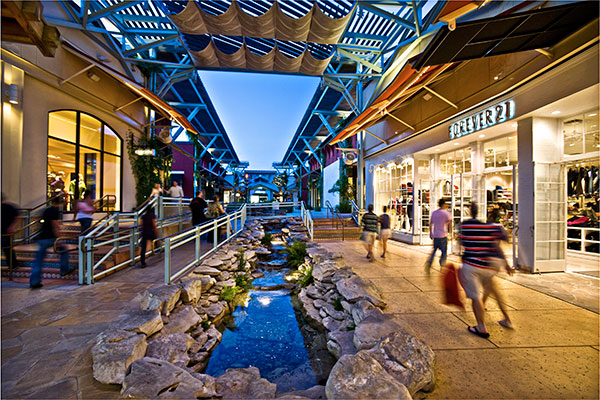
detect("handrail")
[94,195,117,211]
[18,193,65,212]
[300,201,314,240]
[350,199,364,226]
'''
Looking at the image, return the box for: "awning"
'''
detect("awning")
[61,40,197,135]
[330,63,453,144]
[413,1,599,70]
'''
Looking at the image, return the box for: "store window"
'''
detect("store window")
[47,111,122,211]
[484,134,518,169]
[563,109,600,156]
[439,148,471,176]
[374,159,413,233]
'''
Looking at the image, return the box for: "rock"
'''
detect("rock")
[179,279,202,305]
[140,286,181,316]
[121,309,163,336]
[353,314,414,351]
[161,305,201,335]
[312,262,337,282]
[146,333,194,368]
[245,250,256,259]
[322,316,350,332]
[284,385,326,399]
[325,352,412,400]
[313,299,326,309]
[202,258,224,268]
[120,357,216,399]
[194,266,222,277]
[198,276,216,291]
[323,303,347,321]
[336,277,386,308]
[216,367,277,399]
[366,332,435,395]
[207,295,219,303]
[305,286,322,300]
[331,266,354,283]
[91,329,147,384]
[201,337,218,352]
[327,330,357,359]
[206,324,223,342]
[281,228,290,234]
[206,302,226,323]
[298,289,322,325]
[255,247,271,255]
[351,300,383,326]
[341,300,352,313]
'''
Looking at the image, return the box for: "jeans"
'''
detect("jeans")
[140,235,154,266]
[79,218,92,233]
[427,237,448,267]
[31,238,69,286]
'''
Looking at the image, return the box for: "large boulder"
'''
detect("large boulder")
[197,275,216,291]
[161,305,201,335]
[202,258,224,268]
[179,278,202,305]
[206,302,227,324]
[145,333,195,368]
[325,351,412,399]
[121,309,163,336]
[327,330,357,359]
[140,286,181,316]
[120,357,216,399]
[91,329,147,384]
[336,276,386,308]
[366,332,435,395]
[215,367,277,399]
[350,300,383,326]
[193,265,222,277]
[353,314,414,351]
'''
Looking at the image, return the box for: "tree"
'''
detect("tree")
[328,168,356,213]
[272,172,289,200]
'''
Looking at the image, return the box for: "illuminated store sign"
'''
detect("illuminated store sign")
[449,100,515,139]
[135,148,155,156]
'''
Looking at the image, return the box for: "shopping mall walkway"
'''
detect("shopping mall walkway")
[321,240,599,399]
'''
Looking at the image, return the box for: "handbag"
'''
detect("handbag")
[441,263,464,309]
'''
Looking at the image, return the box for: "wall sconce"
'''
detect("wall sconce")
[5,84,19,105]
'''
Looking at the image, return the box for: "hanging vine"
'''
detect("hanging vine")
[127,132,173,206]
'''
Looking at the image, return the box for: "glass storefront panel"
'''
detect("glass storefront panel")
[78,148,100,200]
[48,110,77,143]
[80,113,102,150]
[374,159,414,233]
[563,109,599,156]
[47,138,76,210]
[104,125,121,156]
[484,135,517,169]
[103,154,121,211]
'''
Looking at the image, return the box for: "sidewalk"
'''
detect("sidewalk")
[320,240,599,399]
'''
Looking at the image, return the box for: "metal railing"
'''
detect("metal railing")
[300,201,314,240]
[350,200,364,226]
[325,200,346,240]
[162,204,247,284]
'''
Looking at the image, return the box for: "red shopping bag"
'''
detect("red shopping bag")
[441,263,464,309]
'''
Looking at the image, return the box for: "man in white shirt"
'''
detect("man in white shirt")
[166,181,184,197]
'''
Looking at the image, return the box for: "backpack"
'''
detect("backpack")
[206,202,221,219]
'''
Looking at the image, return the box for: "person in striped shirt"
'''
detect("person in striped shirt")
[458,202,514,338]
[361,204,380,262]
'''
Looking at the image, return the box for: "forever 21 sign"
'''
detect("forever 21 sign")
[449,100,515,139]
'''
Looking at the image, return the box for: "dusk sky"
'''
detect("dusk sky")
[198,70,320,170]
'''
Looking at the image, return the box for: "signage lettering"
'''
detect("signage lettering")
[449,100,515,139]
[135,148,156,156]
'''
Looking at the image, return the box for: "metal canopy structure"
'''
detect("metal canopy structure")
[46,0,446,175]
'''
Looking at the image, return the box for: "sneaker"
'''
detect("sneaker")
[380,254,385,258]
[30,283,43,289]
[141,263,147,269]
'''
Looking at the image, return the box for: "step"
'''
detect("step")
[1,265,78,281]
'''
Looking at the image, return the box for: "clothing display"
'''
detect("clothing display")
[567,162,599,255]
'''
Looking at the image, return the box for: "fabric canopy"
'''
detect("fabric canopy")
[169,1,352,44]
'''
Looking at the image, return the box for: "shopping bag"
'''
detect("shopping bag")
[441,263,464,309]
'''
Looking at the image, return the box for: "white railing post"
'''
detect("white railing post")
[78,236,85,285]
[164,237,171,284]
[213,219,218,249]
[129,227,136,266]
[157,196,164,238]
[178,198,183,231]
[86,237,93,284]
[226,214,231,240]
[195,225,201,262]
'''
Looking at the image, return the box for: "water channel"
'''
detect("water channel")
[204,237,334,392]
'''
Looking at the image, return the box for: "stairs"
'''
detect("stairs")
[312,217,362,241]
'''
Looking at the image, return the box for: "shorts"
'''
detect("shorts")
[458,262,498,300]
[380,229,392,240]
[363,232,377,246]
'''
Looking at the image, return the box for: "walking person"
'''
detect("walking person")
[458,202,515,338]
[30,197,72,289]
[2,193,22,271]
[189,190,208,226]
[139,208,158,269]
[150,183,164,197]
[379,206,391,258]
[424,199,452,274]
[207,195,226,241]
[166,180,184,198]
[75,190,95,234]
[361,204,379,261]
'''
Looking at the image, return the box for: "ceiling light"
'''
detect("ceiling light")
[423,93,432,101]
[569,143,575,147]
[87,71,101,82]
[588,113,597,117]
[479,134,485,138]
[48,154,61,159]
[551,110,561,115]
[512,123,518,128]
[435,149,441,152]
[453,142,460,146]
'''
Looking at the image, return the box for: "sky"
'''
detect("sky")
[197,70,320,170]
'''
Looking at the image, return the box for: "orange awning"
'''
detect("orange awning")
[331,63,451,144]
[61,40,197,135]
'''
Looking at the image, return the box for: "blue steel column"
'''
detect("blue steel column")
[356,79,365,209]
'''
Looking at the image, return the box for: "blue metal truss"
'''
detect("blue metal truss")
[46,0,446,175]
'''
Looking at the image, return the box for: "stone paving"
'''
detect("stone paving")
[320,240,599,399]
[1,237,598,399]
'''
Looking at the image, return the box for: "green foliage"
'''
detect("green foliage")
[219,285,241,302]
[333,297,344,311]
[297,266,313,288]
[236,249,246,271]
[234,273,253,291]
[260,233,273,247]
[126,133,173,206]
[336,200,352,213]
[346,322,356,331]
[201,320,211,330]
[285,240,308,269]
[272,172,289,198]
[329,173,356,203]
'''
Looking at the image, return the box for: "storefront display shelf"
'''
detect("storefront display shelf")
[567,227,600,255]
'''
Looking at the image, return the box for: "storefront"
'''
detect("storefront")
[366,45,599,273]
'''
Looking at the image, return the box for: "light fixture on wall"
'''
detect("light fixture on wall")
[5,84,19,105]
